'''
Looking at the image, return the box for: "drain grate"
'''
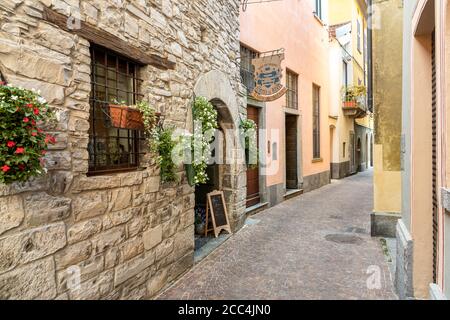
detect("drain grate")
[325,234,364,245]
[344,226,367,234]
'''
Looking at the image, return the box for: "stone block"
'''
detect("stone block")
[143,225,162,250]
[0,195,24,236]
[56,254,104,293]
[119,236,144,262]
[0,38,70,86]
[24,192,71,227]
[67,218,102,244]
[0,222,66,274]
[110,188,132,212]
[69,270,114,300]
[72,176,121,192]
[55,240,92,270]
[147,267,169,297]
[145,176,161,193]
[72,191,108,221]
[114,251,155,286]
[0,257,57,300]
[91,226,126,255]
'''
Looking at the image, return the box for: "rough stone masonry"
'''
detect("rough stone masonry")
[0,0,246,299]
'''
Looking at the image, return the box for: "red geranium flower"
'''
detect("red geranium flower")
[31,120,36,126]
[45,135,56,144]
[23,117,30,123]
[27,103,34,108]
[33,108,40,115]
[31,132,37,137]
[15,147,25,154]
[1,165,10,173]
[6,141,16,148]
[41,150,47,155]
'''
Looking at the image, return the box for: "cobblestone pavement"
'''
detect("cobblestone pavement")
[157,170,398,300]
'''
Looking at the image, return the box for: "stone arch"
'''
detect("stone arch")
[193,70,239,127]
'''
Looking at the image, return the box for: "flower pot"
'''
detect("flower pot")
[195,223,205,235]
[107,104,144,130]
[343,101,357,108]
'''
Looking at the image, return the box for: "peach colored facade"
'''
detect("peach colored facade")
[399,0,450,300]
[240,0,331,198]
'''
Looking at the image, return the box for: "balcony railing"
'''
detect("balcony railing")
[342,86,367,118]
[342,97,367,118]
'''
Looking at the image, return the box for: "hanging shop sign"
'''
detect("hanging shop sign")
[251,51,287,102]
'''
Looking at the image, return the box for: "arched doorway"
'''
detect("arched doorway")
[192,70,246,254]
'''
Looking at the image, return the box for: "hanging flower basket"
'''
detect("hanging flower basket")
[107,104,144,130]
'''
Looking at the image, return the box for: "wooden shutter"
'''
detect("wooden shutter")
[431,30,439,283]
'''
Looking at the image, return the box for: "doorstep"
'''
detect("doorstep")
[284,189,304,200]
[245,202,269,216]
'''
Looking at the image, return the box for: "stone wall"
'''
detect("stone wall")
[0,0,245,300]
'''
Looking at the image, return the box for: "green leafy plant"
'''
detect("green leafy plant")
[151,126,178,183]
[342,85,367,103]
[240,118,258,169]
[135,101,157,135]
[0,83,56,184]
[186,96,218,186]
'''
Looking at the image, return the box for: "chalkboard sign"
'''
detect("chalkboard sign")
[205,191,231,238]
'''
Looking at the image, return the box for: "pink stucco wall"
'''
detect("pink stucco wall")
[240,0,331,187]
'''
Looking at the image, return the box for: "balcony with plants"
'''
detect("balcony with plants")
[342,85,368,119]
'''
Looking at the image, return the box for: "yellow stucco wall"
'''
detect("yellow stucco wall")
[373,0,403,214]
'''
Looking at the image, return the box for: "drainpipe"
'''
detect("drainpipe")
[367,0,374,113]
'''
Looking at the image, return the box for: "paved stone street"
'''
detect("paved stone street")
[157,170,397,300]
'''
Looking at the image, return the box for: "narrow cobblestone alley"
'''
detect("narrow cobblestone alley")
[157,170,397,300]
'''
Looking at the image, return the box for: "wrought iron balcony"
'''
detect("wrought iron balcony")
[342,98,368,118]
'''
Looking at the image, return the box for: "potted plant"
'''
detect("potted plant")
[195,209,206,235]
[107,98,144,130]
[342,85,367,108]
[0,83,56,184]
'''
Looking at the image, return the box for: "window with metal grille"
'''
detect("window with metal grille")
[313,84,321,159]
[286,69,298,110]
[240,44,259,94]
[88,45,145,175]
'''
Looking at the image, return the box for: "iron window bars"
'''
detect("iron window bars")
[286,69,299,109]
[240,45,260,95]
[313,84,321,159]
[88,45,146,175]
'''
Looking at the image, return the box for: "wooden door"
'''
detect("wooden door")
[246,106,260,207]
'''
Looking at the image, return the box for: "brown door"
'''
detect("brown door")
[285,115,298,189]
[246,106,260,207]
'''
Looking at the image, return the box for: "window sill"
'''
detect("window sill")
[312,158,323,164]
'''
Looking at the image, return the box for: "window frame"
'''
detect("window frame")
[357,19,362,53]
[286,69,299,110]
[88,44,145,176]
[240,44,260,95]
[314,0,323,20]
[313,84,321,160]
